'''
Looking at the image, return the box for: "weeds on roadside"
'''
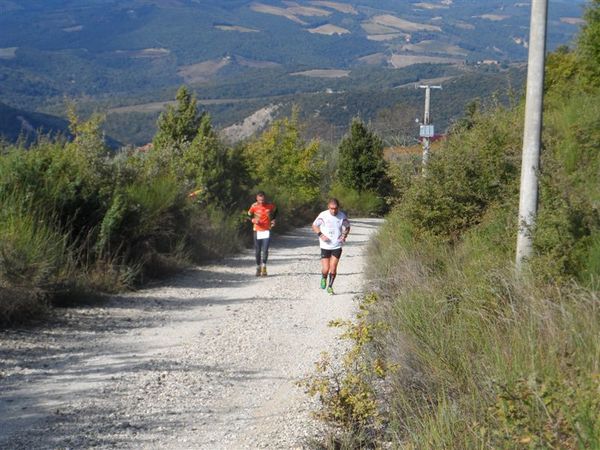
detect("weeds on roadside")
[300,293,396,448]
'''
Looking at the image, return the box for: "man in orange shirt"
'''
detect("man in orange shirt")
[248,191,277,276]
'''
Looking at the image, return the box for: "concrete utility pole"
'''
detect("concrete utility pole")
[418,85,442,168]
[516,0,549,272]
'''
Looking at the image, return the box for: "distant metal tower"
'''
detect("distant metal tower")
[418,84,442,169]
[516,0,549,272]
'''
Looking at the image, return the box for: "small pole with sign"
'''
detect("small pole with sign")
[419,85,442,170]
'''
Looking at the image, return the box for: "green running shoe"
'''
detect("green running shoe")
[326,286,334,295]
[320,277,327,289]
[261,265,268,276]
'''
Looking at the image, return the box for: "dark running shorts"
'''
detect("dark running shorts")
[320,248,342,259]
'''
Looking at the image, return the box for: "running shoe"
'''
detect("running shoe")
[256,266,261,277]
[261,266,268,276]
[326,286,334,295]
[320,277,327,289]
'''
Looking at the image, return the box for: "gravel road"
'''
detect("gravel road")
[0,218,381,449]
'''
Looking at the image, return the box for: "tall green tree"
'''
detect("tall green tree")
[148,86,242,206]
[153,86,204,151]
[337,118,388,195]
[578,0,600,88]
[182,114,243,207]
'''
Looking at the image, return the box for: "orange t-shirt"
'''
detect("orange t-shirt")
[248,202,276,231]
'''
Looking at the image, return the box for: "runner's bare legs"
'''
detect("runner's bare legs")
[321,255,340,288]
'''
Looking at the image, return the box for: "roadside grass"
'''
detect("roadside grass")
[367,212,600,448]
[0,287,49,326]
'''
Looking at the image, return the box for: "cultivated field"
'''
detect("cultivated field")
[367,34,403,42]
[357,52,388,65]
[414,2,448,10]
[454,21,476,30]
[129,48,171,58]
[560,17,585,25]
[361,22,402,35]
[390,53,463,68]
[250,3,307,24]
[214,25,259,33]
[400,40,467,56]
[290,69,350,78]
[177,57,231,84]
[286,4,331,17]
[0,47,17,59]
[108,97,252,114]
[309,1,357,15]
[368,14,442,33]
[307,24,350,35]
[62,25,83,32]
[478,14,510,21]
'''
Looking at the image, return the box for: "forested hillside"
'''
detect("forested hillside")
[304,1,600,448]
[0,102,69,143]
[0,0,584,145]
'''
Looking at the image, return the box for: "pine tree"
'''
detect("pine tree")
[337,118,388,195]
[153,86,204,151]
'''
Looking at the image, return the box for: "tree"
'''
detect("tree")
[182,114,237,206]
[147,87,240,206]
[337,118,388,195]
[244,112,321,209]
[578,0,600,88]
[153,86,204,151]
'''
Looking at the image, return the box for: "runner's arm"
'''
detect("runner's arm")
[340,219,350,242]
[312,218,329,241]
[248,205,258,224]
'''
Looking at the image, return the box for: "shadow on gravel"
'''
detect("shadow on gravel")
[0,354,282,449]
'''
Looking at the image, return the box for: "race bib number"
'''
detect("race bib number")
[256,230,270,239]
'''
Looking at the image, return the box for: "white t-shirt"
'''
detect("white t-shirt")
[313,210,350,250]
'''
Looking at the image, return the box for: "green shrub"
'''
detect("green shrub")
[329,182,385,217]
[0,195,71,288]
[577,0,600,88]
[400,104,522,239]
[0,287,49,326]
[532,90,600,283]
[0,93,260,323]
[244,112,322,228]
[386,154,421,207]
[185,204,246,261]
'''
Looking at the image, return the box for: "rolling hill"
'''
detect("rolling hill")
[0,0,586,144]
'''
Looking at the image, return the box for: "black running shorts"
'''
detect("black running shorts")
[320,248,342,259]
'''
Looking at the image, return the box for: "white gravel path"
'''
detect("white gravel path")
[0,219,382,449]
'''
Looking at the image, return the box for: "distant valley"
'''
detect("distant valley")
[0,0,586,144]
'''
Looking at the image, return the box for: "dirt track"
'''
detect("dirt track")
[0,219,381,449]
